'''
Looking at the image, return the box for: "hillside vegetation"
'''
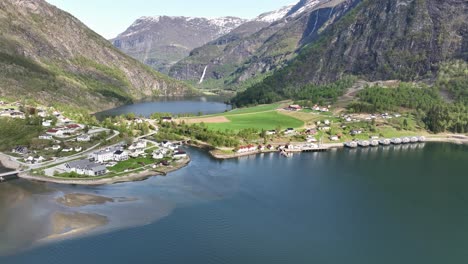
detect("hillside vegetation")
[0,0,191,111]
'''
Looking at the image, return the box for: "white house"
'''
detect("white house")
[160,141,172,148]
[266,130,276,136]
[42,120,52,127]
[284,128,295,135]
[329,135,340,141]
[52,145,61,151]
[129,140,147,150]
[39,134,53,140]
[91,147,122,163]
[113,150,129,161]
[77,134,92,142]
[152,151,164,159]
[324,120,331,125]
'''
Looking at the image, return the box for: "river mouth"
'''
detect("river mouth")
[95,96,232,119]
[1,143,468,263]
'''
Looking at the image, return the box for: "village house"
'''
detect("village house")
[152,151,164,160]
[77,134,92,142]
[286,105,302,111]
[39,134,53,140]
[319,126,331,131]
[63,124,82,134]
[47,129,63,137]
[173,149,188,159]
[52,145,61,151]
[266,130,276,136]
[305,128,317,135]
[113,150,129,161]
[42,120,52,127]
[129,140,147,151]
[10,111,25,119]
[63,147,75,152]
[37,110,47,118]
[350,130,363,136]
[284,128,295,135]
[66,159,107,177]
[25,156,45,164]
[329,135,340,141]
[75,146,82,152]
[267,145,275,150]
[90,146,123,163]
[160,141,172,148]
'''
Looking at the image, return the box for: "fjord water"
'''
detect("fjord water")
[95,96,231,119]
[1,143,468,263]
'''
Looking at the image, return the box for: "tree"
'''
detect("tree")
[403,119,409,129]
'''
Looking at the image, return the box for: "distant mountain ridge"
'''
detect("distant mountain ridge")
[169,0,356,89]
[112,16,247,73]
[0,0,191,111]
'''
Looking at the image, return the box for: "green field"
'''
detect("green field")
[206,110,304,131]
[202,103,282,117]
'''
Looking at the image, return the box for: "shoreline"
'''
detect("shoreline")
[205,135,468,160]
[16,157,190,186]
[3,134,466,184]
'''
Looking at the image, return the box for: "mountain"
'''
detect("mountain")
[0,0,191,111]
[169,0,357,90]
[112,16,246,73]
[232,0,468,106]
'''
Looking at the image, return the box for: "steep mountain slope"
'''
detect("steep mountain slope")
[0,0,191,111]
[169,0,358,90]
[112,16,246,73]
[232,0,468,106]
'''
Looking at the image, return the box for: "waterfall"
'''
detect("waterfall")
[199,65,208,84]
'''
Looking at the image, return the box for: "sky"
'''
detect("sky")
[45,0,296,39]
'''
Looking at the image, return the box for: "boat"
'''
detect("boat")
[379,139,391,146]
[401,137,410,144]
[358,140,370,147]
[391,138,402,145]
[410,136,419,143]
[344,141,358,148]
[418,136,426,142]
[370,140,379,147]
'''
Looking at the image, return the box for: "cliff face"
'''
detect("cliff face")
[169,0,358,90]
[0,0,191,111]
[277,0,467,85]
[112,16,247,73]
[231,0,467,105]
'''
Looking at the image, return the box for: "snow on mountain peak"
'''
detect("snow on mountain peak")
[254,4,295,23]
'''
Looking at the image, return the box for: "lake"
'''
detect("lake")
[1,143,468,263]
[95,97,231,119]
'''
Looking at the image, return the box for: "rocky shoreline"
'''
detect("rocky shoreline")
[0,153,21,170]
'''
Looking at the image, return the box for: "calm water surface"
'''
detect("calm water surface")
[95,97,231,119]
[1,143,468,263]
